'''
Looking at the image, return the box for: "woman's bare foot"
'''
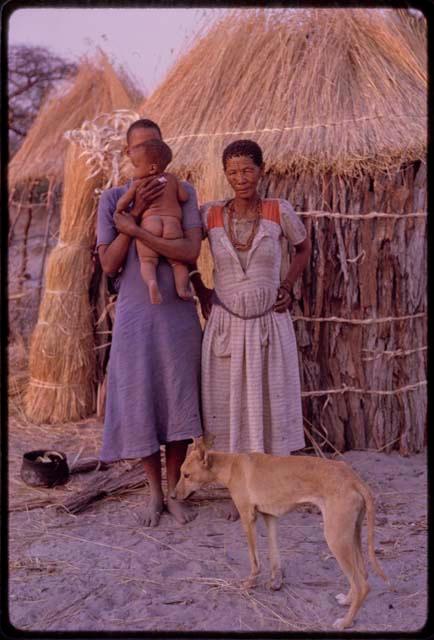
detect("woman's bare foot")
[221,499,239,521]
[166,497,197,524]
[143,494,164,527]
[149,280,162,304]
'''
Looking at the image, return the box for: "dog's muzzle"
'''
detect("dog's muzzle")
[171,485,193,501]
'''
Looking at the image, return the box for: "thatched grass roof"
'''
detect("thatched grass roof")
[9,52,138,187]
[141,8,426,177]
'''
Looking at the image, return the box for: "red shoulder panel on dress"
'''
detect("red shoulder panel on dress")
[206,205,225,230]
[261,199,280,224]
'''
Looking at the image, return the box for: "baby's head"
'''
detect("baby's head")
[132,139,173,178]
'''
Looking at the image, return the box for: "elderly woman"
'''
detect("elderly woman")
[191,139,311,519]
[97,118,203,527]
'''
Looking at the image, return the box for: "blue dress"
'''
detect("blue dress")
[96,182,203,462]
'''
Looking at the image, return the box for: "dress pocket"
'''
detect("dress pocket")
[211,309,231,357]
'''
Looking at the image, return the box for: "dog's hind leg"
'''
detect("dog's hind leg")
[323,500,370,630]
[262,513,283,590]
[239,508,260,589]
[354,506,368,581]
[335,506,367,606]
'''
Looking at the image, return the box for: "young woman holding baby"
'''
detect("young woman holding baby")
[97,119,202,527]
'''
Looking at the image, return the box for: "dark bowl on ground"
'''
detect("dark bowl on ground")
[20,450,69,487]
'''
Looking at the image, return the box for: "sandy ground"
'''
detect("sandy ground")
[7,408,427,635]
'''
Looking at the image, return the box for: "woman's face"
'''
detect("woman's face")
[127,126,161,167]
[224,155,263,200]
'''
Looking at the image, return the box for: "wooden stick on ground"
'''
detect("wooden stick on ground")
[69,459,109,474]
[60,460,147,514]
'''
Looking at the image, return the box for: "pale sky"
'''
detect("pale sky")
[8,8,228,96]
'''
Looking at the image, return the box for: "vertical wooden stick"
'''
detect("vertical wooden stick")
[19,181,36,291]
[8,182,26,244]
[37,178,56,308]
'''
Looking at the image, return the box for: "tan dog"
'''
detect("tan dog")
[172,438,389,630]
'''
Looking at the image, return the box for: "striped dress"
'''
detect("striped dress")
[200,198,307,455]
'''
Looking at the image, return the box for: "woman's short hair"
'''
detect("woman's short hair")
[222,139,263,169]
[126,118,162,142]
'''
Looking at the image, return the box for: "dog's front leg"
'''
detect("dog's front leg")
[262,513,283,590]
[239,510,260,589]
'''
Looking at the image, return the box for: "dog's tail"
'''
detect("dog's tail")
[357,481,389,583]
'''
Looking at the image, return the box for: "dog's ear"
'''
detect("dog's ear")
[193,437,206,460]
[192,436,204,450]
[203,431,216,450]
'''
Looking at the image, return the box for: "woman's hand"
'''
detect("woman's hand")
[196,285,214,320]
[113,211,140,238]
[273,285,293,313]
[129,176,166,219]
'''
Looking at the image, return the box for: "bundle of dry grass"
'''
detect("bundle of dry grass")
[24,142,102,423]
[65,109,141,189]
[141,8,426,184]
[8,51,137,189]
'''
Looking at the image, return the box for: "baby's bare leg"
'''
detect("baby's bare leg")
[162,217,193,300]
[170,262,192,300]
[137,216,163,304]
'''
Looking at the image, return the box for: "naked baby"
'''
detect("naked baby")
[116,138,192,304]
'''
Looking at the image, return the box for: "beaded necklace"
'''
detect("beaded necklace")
[226,197,262,251]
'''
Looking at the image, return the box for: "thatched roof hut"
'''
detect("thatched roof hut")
[8,53,139,345]
[142,8,426,182]
[9,52,137,189]
[139,8,427,454]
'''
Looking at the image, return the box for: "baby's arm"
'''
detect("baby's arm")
[116,180,140,212]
